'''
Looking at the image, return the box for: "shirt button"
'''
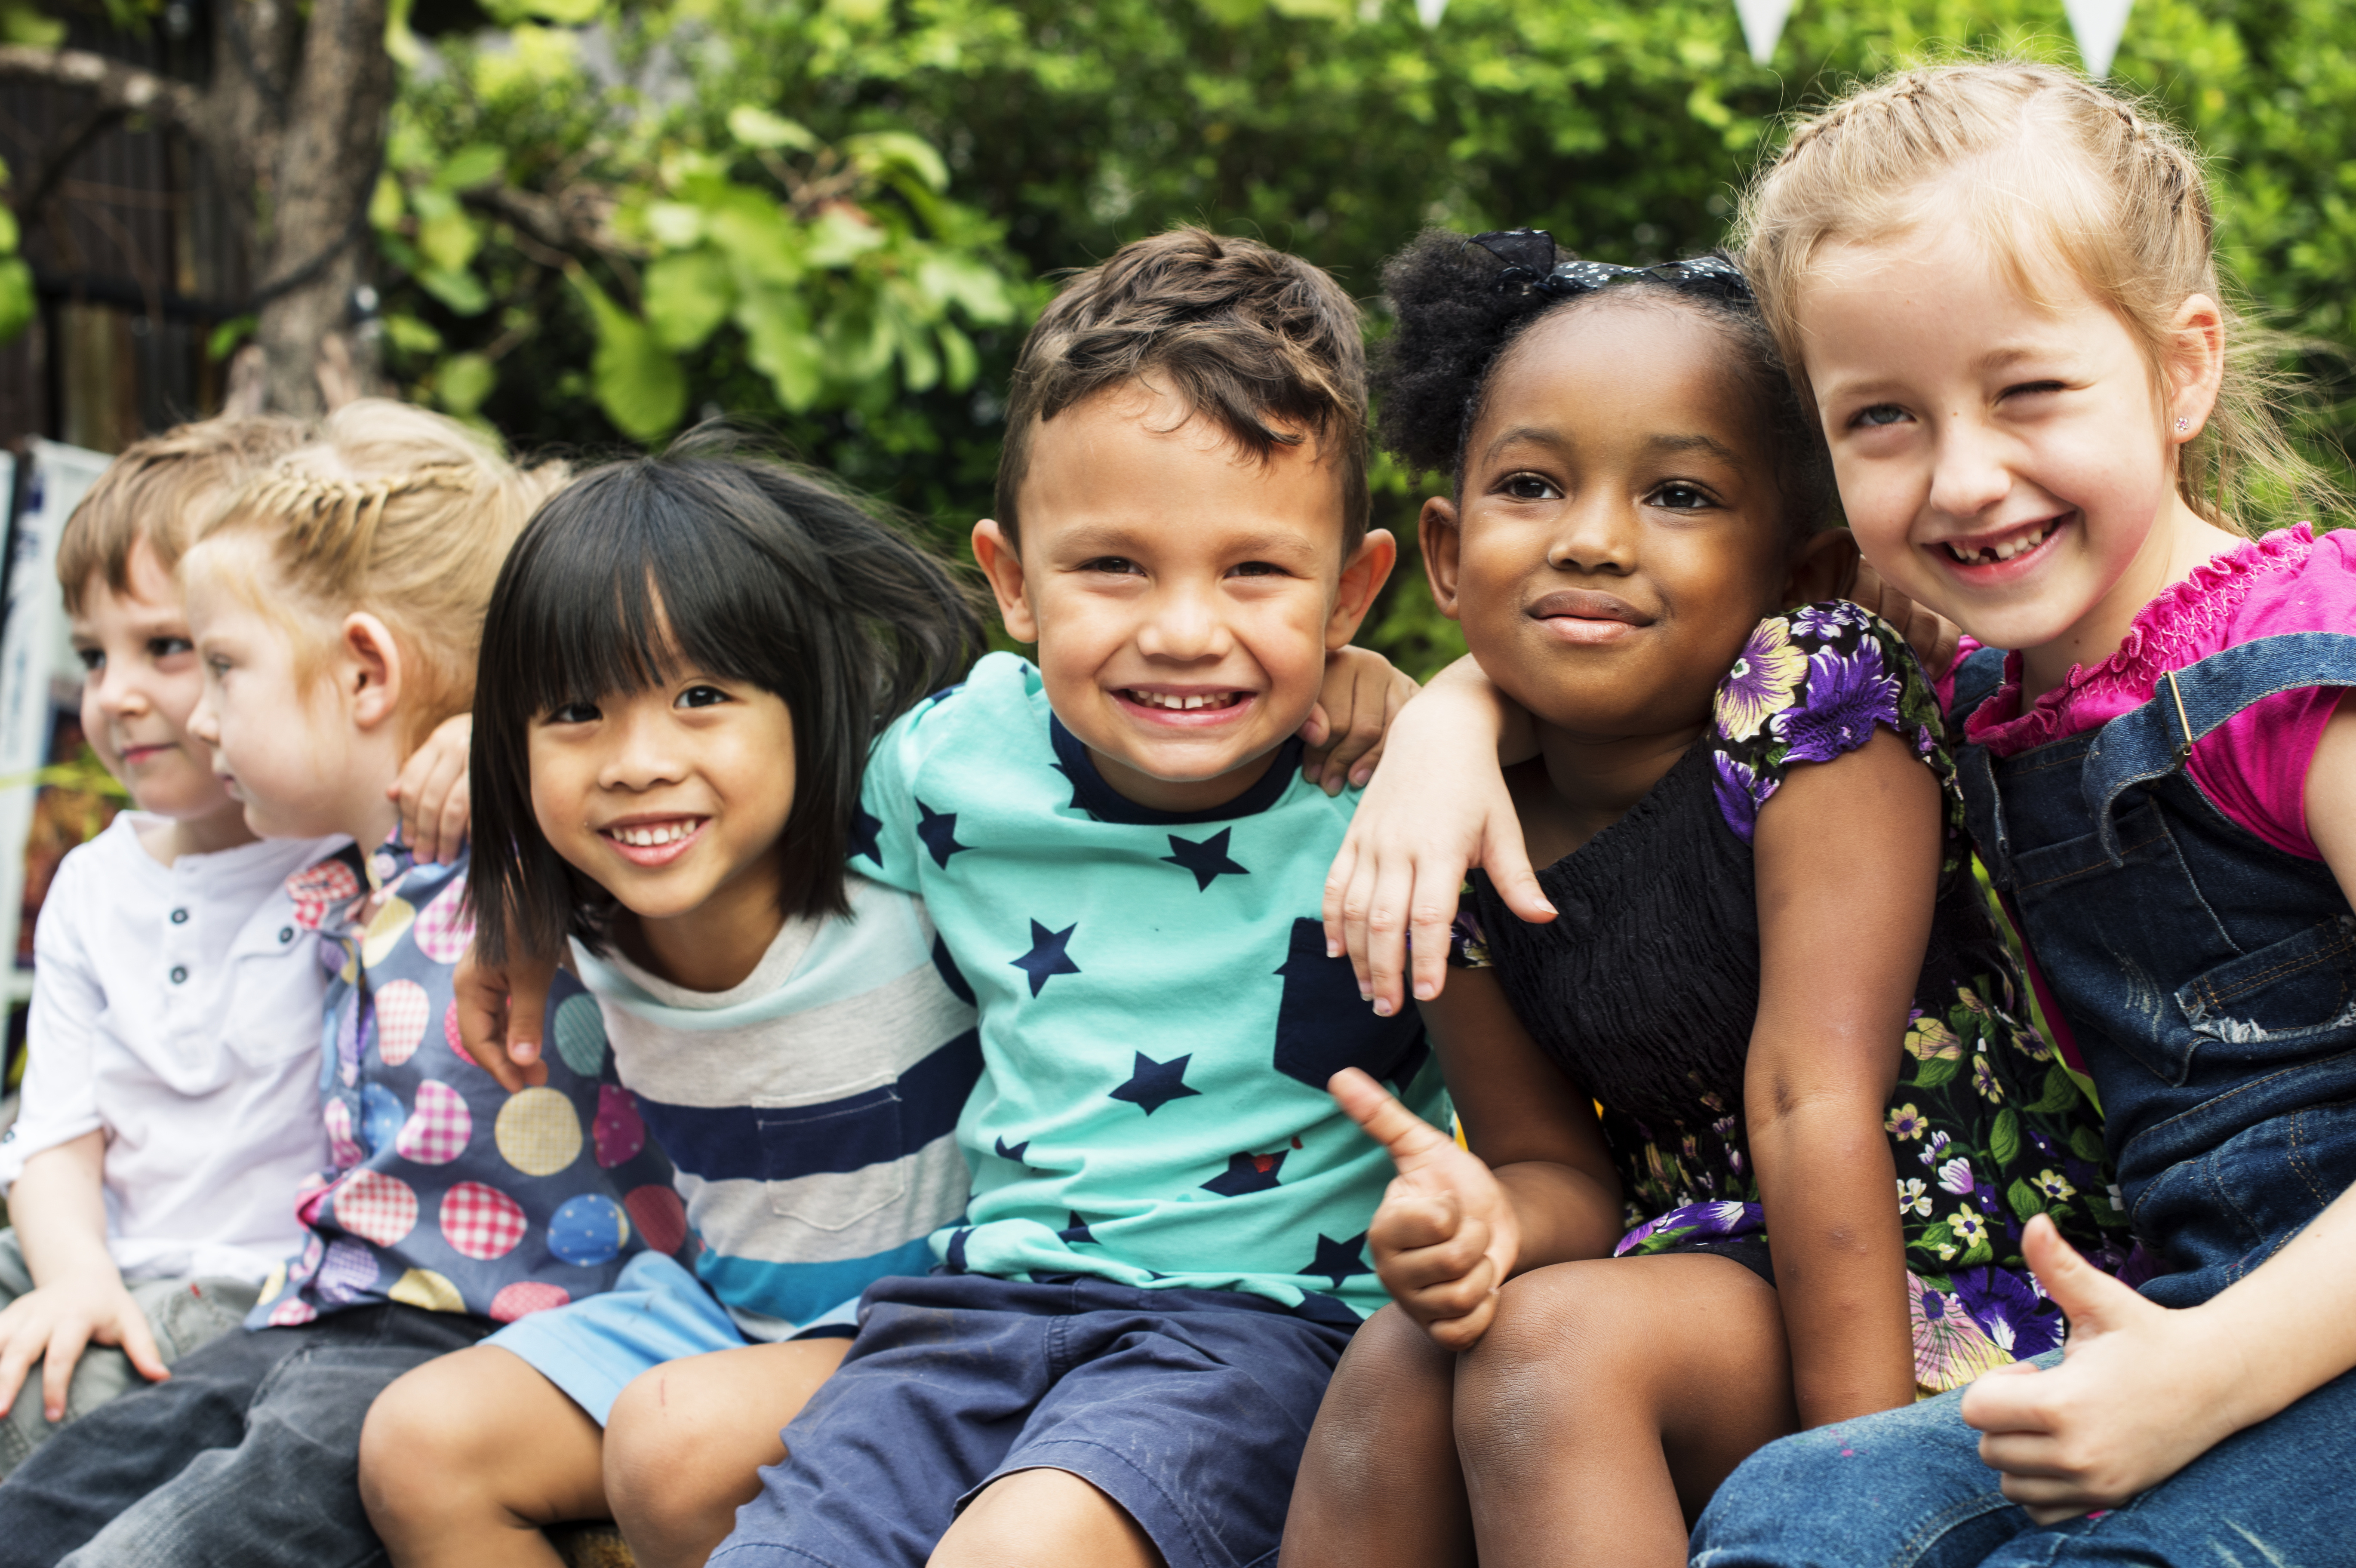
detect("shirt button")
[169,907,189,925]
[169,965,188,984]
[279,927,295,944]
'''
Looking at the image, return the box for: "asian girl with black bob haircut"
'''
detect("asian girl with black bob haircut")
[467,426,985,965]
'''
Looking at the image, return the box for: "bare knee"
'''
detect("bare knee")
[604,1362,783,1562]
[932,1468,1163,1568]
[1302,1304,1456,1501]
[1453,1264,1652,1469]
[360,1356,492,1535]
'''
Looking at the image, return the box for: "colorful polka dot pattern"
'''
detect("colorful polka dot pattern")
[395,1079,473,1165]
[490,1281,569,1323]
[624,1184,689,1257]
[389,1267,466,1313]
[332,1170,419,1247]
[411,876,476,965]
[440,1180,529,1261]
[593,1085,645,1168]
[553,994,608,1078]
[547,1193,629,1267]
[495,1087,582,1177]
[248,842,677,1332]
[375,979,431,1066]
[286,858,363,931]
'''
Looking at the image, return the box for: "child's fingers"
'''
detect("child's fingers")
[1370,1181,1461,1259]
[1357,856,1416,1017]
[1329,1068,1456,1176]
[1395,1249,1499,1325]
[111,1306,170,1385]
[433,779,471,865]
[39,1324,91,1422]
[1421,1288,1498,1352]
[1406,869,1459,1005]
[1482,814,1554,928]
[0,1325,38,1419]
[502,954,555,1085]
[1322,838,1362,961]
[1319,682,1392,795]
[453,955,547,1091]
[1337,850,1386,996]
[1296,701,1334,759]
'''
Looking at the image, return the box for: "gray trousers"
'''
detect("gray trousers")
[0,1229,256,1477]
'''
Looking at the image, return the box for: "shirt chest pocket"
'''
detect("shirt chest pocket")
[754,1081,911,1231]
[217,924,331,1070]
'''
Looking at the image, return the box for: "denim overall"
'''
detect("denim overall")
[1693,633,2356,1567]
[1952,633,2356,1310]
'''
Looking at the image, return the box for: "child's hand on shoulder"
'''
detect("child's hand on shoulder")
[1323,658,1552,1017]
[454,941,554,1092]
[389,713,473,865]
[0,1272,168,1422]
[1843,553,1962,680]
[1298,646,1418,796]
[1960,1215,2244,1522]
[1330,1067,1519,1349]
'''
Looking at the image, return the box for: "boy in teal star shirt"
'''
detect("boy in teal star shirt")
[712,229,1449,1568]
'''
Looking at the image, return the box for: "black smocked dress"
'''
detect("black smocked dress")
[1447,602,2128,1393]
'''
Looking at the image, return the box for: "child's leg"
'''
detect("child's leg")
[1453,1254,1798,1568]
[1278,1304,1471,1568]
[360,1346,606,1568]
[601,1337,850,1568]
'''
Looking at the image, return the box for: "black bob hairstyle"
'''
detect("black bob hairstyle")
[1372,229,1834,539]
[468,427,985,965]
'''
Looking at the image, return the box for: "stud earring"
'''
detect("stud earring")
[2176,416,2191,433]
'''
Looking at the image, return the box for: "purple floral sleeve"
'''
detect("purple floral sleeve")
[1708,603,1943,844]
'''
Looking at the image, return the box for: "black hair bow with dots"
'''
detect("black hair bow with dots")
[1470,228,1753,303]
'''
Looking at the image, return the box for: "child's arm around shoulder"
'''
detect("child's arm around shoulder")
[1959,694,2356,1521]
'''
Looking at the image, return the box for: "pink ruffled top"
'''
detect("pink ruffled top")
[1949,524,2356,861]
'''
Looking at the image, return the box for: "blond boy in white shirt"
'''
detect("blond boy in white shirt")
[0,420,468,1473]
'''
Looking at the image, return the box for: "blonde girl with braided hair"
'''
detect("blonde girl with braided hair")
[1318,60,2356,1566]
[0,400,677,1568]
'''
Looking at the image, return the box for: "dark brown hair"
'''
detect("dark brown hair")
[57,415,313,612]
[994,226,1371,551]
[468,427,984,963]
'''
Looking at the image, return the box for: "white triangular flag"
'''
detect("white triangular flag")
[1732,0,1793,65]
[1415,0,1447,27]
[2063,0,2134,77]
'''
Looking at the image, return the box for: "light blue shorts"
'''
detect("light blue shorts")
[485,1251,855,1425]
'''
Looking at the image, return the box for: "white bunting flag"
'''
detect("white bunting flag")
[1416,0,1448,26]
[2063,0,2134,77]
[1732,0,1794,65]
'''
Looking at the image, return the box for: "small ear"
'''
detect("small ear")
[2167,292,2226,444]
[970,520,1037,646]
[1325,527,1399,651]
[1781,528,1859,611]
[342,612,406,734]
[1418,497,1465,621]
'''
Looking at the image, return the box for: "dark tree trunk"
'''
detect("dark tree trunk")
[0,0,396,417]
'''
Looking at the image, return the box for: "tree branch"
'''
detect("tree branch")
[0,46,204,135]
[461,180,631,260]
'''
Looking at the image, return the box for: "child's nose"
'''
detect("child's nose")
[1138,581,1228,661]
[1546,496,1638,573]
[1927,421,2012,520]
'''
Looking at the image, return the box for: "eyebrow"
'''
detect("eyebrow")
[1056,524,1319,559]
[1481,426,1743,465]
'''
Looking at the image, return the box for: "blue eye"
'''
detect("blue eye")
[148,636,193,658]
[1854,404,1909,429]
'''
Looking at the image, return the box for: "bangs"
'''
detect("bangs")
[491,463,810,719]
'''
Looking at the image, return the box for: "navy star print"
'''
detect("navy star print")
[1201,1149,1287,1197]
[1010,920,1081,997]
[849,806,883,867]
[993,1137,1030,1165]
[1059,1211,1097,1245]
[1304,1231,1374,1290]
[1161,828,1250,892]
[1108,1051,1200,1115]
[915,799,969,867]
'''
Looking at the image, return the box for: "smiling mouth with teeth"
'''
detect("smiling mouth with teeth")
[1942,519,2060,566]
[1124,690,1244,712]
[604,820,701,847]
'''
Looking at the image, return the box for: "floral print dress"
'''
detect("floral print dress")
[1450,603,2128,1394]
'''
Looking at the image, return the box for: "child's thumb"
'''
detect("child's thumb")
[1483,817,1556,926]
[2023,1213,2141,1342]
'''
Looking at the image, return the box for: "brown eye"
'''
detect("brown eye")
[1503,473,1559,501]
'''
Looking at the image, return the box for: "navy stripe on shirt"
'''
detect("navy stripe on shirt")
[636,1029,981,1184]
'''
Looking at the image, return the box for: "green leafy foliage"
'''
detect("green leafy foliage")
[361,0,2356,675]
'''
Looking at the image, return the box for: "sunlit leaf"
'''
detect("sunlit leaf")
[435,145,507,191]
[738,289,824,412]
[643,250,736,352]
[727,105,818,152]
[843,131,950,194]
[437,352,497,415]
[569,268,686,441]
[416,267,490,317]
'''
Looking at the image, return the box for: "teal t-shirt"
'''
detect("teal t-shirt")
[854,652,1449,1319]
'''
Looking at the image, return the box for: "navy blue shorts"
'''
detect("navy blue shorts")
[709,1273,1360,1568]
